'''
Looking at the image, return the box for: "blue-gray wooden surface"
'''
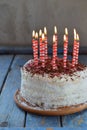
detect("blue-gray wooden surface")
[0,54,87,129]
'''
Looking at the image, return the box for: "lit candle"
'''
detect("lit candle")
[41,33,45,68]
[72,29,77,67]
[32,30,35,46]
[63,35,68,68]
[52,35,57,70]
[34,32,38,65]
[76,34,80,65]
[39,29,42,61]
[54,26,58,57]
[44,27,48,60]
[32,30,36,61]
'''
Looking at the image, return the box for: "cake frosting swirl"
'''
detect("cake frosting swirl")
[20,58,87,109]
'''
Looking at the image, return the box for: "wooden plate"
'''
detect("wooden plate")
[14,90,87,116]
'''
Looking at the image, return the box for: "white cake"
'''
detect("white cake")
[20,58,87,109]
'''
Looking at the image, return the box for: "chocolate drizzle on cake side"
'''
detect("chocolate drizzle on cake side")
[24,58,86,78]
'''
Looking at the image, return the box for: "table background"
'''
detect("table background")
[0,54,87,129]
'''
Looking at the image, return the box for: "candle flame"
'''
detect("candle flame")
[42,33,45,41]
[44,27,47,35]
[77,34,79,41]
[65,28,68,35]
[74,35,77,40]
[35,32,38,39]
[32,30,35,38]
[74,28,77,40]
[54,26,57,34]
[53,35,56,43]
[64,35,66,41]
[39,29,42,37]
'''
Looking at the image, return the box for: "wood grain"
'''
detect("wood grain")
[0,55,13,92]
[0,127,62,130]
[0,55,32,127]
[26,114,60,127]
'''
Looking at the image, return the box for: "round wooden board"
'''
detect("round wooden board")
[14,90,87,116]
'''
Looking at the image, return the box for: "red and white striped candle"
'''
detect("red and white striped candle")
[39,29,42,61]
[34,32,38,65]
[41,33,45,68]
[54,26,58,57]
[44,27,48,59]
[63,35,68,68]
[52,35,57,70]
[32,30,36,61]
[32,30,35,46]
[72,29,77,67]
[75,34,80,65]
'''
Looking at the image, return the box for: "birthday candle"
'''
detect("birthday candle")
[72,29,77,67]
[44,27,48,59]
[76,34,80,65]
[32,30,36,61]
[41,33,45,68]
[34,32,38,65]
[52,35,57,70]
[39,29,42,61]
[32,30,35,46]
[63,35,68,68]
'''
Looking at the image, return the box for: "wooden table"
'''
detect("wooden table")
[0,54,87,130]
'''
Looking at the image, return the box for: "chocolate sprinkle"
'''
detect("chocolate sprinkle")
[24,57,86,78]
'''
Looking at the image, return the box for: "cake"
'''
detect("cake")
[20,58,87,109]
[18,27,87,112]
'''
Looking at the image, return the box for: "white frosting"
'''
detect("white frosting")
[20,60,87,109]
